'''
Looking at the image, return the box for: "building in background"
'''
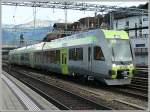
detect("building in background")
[44,14,104,42]
[113,3,148,67]
[45,3,148,67]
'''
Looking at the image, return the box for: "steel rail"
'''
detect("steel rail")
[9,69,112,110]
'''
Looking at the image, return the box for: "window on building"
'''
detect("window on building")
[139,30,142,37]
[135,30,137,38]
[135,23,137,28]
[143,18,148,21]
[116,21,118,29]
[134,47,148,55]
[135,44,145,47]
[139,19,142,25]
[145,48,148,52]
[143,34,148,38]
[94,46,105,61]
[126,21,129,27]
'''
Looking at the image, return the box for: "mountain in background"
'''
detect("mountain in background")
[2,19,58,46]
[14,19,56,28]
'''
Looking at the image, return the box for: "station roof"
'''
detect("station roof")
[2,1,148,16]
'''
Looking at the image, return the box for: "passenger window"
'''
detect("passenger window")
[69,48,83,60]
[62,54,63,64]
[88,47,91,61]
[56,50,60,64]
[64,57,66,64]
[94,46,105,61]
[21,54,24,60]
[69,48,75,60]
[76,48,83,60]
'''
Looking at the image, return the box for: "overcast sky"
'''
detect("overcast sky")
[2,1,147,25]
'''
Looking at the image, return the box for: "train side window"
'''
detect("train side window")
[21,54,24,60]
[69,48,75,60]
[64,56,66,64]
[94,46,105,61]
[24,53,29,62]
[69,48,83,60]
[34,52,38,63]
[62,54,64,64]
[76,48,83,60]
[56,50,60,64]
[88,47,91,61]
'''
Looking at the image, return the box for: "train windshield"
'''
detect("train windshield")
[108,39,132,63]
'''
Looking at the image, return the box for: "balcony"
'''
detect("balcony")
[130,34,148,39]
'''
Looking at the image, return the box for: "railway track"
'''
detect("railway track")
[113,75,148,100]
[3,63,148,101]
[2,63,148,109]
[131,79,148,86]
[5,69,112,110]
[114,87,148,101]
[130,76,148,92]
[134,67,148,78]
[132,77,148,82]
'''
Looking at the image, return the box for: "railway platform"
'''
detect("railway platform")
[0,71,59,111]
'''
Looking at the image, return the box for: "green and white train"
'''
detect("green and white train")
[9,29,135,85]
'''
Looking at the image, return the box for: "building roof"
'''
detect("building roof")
[53,23,72,29]
[113,3,148,19]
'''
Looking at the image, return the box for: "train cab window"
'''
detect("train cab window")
[94,46,105,61]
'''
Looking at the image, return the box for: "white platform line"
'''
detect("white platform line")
[1,73,41,111]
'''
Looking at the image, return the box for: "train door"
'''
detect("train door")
[93,46,107,74]
[60,48,68,75]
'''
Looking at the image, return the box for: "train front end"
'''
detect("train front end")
[103,30,135,85]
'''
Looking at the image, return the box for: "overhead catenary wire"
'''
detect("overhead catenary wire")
[2,1,148,15]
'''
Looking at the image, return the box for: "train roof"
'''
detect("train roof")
[9,29,129,54]
[102,29,128,39]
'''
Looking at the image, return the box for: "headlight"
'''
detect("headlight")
[112,64,116,68]
[130,64,133,67]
